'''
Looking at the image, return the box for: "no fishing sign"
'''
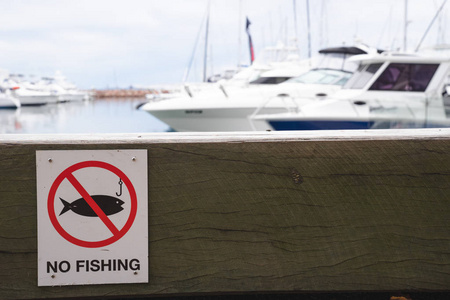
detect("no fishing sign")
[36,150,148,286]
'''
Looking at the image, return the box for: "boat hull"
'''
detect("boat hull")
[265,116,450,131]
[268,120,375,130]
[0,94,20,109]
[146,106,289,132]
[58,93,88,102]
[16,94,59,106]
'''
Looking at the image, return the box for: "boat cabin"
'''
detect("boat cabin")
[248,45,382,85]
[343,53,450,95]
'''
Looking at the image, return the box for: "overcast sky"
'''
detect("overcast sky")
[0,0,448,89]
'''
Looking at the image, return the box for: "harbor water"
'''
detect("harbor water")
[0,98,170,134]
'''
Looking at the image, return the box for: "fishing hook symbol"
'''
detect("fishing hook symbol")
[116,178,123,197]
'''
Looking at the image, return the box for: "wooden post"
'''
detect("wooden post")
[1,129,449,299]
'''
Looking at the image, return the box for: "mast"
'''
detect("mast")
[237,0,242,69]
[183,4,210,83]
[203,0,211,82]
[319,0,329,48]
[415,0,448,52]
[293,0,299,46]
[306,0,312,59]
[403,0,408,51]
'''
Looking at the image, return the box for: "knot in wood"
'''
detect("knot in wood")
[290,168,303,184]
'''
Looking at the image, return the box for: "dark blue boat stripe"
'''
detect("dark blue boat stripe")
[269,120,375,130]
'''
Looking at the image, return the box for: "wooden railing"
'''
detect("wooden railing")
[1,129,449,299]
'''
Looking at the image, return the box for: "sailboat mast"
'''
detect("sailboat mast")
[237,0,242,69]
[293,0,299,49]
[403,0,408,51]
[203,0,211,82]
[306,0,312,59]
[415,0,448,52]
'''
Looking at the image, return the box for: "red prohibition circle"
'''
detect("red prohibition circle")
[47,160,137,248]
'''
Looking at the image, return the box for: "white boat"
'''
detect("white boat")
[177,41,312,99]
[0,70,21,108]
[0,89,20,109]
[140,45,379,132]
[1,72,88,106]
[3,74,58,106]
[13,86,59,106]
[51,71,91,102]
[250,52,450,131]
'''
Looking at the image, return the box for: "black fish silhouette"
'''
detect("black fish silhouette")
[59,195,124,217]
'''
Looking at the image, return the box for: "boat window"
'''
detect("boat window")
[249,77,291,84]
[343,63,383,89]
[369,63,439,92]
[285,69,352,86]
[335,76,351,86]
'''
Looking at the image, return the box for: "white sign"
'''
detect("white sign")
[36,150,148,286]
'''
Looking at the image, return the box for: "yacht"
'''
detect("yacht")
[0,89,20,109]
[51,71,91,102]
[140,45,379,132]
[3,74,58,106]
[0,70,21,108]
[250,52,450,131]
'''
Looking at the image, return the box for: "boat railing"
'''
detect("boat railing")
[248,93,301,131]
[364,95,444,124]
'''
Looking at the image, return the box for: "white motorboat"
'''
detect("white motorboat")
[140,45,379,132]
[0,70,21,108]
[250,52,450,131]
[0,70,89,106]
[0,89,20,109]
[51,71,91,102]
[176,41,312,99]
[3,74,58,106]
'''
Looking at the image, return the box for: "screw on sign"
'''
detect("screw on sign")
[47,160,137,248]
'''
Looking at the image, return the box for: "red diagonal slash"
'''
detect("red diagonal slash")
[66,172,120,236]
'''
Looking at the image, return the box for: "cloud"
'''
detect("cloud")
[0,0,447,88]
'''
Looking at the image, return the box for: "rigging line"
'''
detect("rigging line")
[376,5,393,49]
[415,0,448,52]
[182,4,210,83]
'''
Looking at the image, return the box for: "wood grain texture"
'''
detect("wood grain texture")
[0,129,449,299]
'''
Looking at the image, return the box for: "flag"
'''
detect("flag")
[246,17,255,64]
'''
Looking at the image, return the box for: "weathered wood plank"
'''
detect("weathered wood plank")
[0,129,449,299]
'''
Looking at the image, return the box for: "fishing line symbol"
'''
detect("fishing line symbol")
[47,161,137,248]
[116,178,123,197]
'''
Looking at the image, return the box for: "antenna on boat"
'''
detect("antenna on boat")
[414,0,448,52]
